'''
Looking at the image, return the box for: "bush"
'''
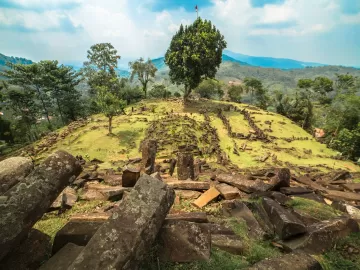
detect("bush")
[228,85,243,103]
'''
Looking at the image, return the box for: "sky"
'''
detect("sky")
[0,0,359,67]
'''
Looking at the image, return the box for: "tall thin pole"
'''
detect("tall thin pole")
[195,5,198,18]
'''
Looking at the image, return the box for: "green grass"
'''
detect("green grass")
[142,248,249,270]
[354,179,360,183]
[33,200,112,241]
[286,197,342,221]
[317,233,360,270]
[226,218,281,265]
[14,99,359,173]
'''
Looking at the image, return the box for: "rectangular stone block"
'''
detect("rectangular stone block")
[68,174,175,270]
[193,187,220,208]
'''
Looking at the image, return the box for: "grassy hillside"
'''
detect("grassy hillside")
[30,99,359,173]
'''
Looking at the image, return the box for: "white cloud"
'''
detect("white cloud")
[261,4,295,24]
[0,0,359,66]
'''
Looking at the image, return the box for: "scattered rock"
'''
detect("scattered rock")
[280,186,312,195]
[282,217,359,253]
[193,187,220,208]
[166,212,208,223]
[175,190,202,199]
[270,168,290,191]
[82,182,130,201]
[262,197,307,240]
[0,229,52,270]
[39,243,84,270]
[345,204,360,220]
[323,189,360,202]
[69,213,111,222]
[247,251,322,270]
[211,234,245,255]
[68,174,175,269]
[222,200,265,239]
[52,220,104,254]
[0,157,33,195]
[121,166,140,187]
[102,174,122,186]
[51,187,78,209]
[167,180,210,191]
[342,183,360,192]
[291,193,326,204]
[158,220,211,262]
[0,150,82,261]
[216,183,241,200]
[205,223,236,235]
[217,174,271,193]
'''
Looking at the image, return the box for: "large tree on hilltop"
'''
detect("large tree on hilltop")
[165,18,227,100]
[129,58,157,98]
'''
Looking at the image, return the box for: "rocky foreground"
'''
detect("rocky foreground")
[0,140,360,269]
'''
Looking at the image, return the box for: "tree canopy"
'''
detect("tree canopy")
[129,58,157,98]
[165,18,227,100]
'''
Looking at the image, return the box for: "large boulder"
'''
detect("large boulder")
[217,174,271,193]
[141,139,157,174]
[247,251,322,270]
[68,174,175,270]
[281,217,359,254]
[0,157,33,195]
[262,197,307,240]
[158,220,211,262]
[0,150,82,261]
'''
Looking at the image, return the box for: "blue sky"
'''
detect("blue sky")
[0,0,359,67]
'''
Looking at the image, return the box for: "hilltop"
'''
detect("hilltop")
[24,99,359,173]
[0,53,33,71]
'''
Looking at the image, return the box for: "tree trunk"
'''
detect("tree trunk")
[183,85,191,103]
[35,86,51,126]
[56,98,65,125]
[143,83,147,98]
[108,116,113,134]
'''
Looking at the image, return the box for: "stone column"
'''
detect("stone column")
[68,174,175,270]
[177,152,194,180]
[141,139,157,174]
[0,150,82,261]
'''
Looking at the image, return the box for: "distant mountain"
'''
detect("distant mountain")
[224,50,327,70]
[0,53,33,70]
[150,54,251,71]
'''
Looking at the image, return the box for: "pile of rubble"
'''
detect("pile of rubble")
[1,140,360,269]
